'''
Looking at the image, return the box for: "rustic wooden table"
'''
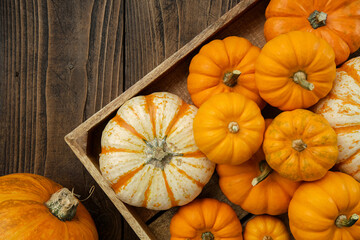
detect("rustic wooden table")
[0,0,243,239]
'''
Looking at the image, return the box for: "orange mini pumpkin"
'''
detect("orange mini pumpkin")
[289,171,360,240]
[170,198,243,240]
[264,0,360,65]
[0,173,98,240]
[255,31,336,111]
[244,215,290,240]
[193,92,265,165]
[263,109,338,181]
[217,119,300,215]
[187,36,265,108]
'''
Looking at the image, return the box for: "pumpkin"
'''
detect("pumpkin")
[193,92,265,165]
[0,173,98,240]
[263,109,338,181]
[264,0,360,65]
[100,92,215,210]
[169,198,243,240]
[312,56,360,181]
[187,36,265,108]
[255,31,336,111]
[288,171,360,240]
[243,215,290,240]
[217,119,300,215]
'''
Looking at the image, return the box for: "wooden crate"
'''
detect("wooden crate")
[65,0,290,239]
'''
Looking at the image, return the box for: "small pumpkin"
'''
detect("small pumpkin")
[0,173,98,240]
[255,31,336,110]
[289,171,360,240]
[312,56,360,181]
[193,92,265,165]
[243,215,290,240]
[217,119,301,215]
[169,198,243,240]
[100,92,215,210]
[187,36,265,108]
[263,109,338,181]
[264,0,360,65]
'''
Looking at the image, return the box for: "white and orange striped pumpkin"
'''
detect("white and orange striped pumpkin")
[312,57,360,181]
[99,92,215,210]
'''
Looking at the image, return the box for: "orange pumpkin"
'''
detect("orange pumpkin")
[0,173,98,240]
[187,36,265,108]
[312,56,360,181]
[193,92,265,165]
[255,31,336,111]
[243,215,290,240]
[289,171,360,240]
[169,198,243,240]
[264,0,360,65]
[217,119,300,215]
[263,109,338,181]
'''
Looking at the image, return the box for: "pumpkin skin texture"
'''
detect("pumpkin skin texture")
[263,109,338,181]
[217,119,301,215]
[255,31,336,111]
[288,171,360,240]
[169,198,243,240]
[193,92,265,165]
[187,36,265,109]
[0,173,98,240]
[312,56,360,181]
[243,215,290,240]
[100,92,215,210]
[264,0,360,65]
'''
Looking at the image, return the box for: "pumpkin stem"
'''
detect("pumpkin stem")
[45,188,79,221]
[292,71,314,91]
[335,214,359,228]
[145,138,183,169]
[201,232,215,240]
[263,236,273,240]
[308,10,327,29]
[252,160,273,186]
[292,139,307,152]
[223,70,241,87]
[228,121,240,133]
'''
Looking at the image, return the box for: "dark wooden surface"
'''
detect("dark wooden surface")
[0,0,243,239]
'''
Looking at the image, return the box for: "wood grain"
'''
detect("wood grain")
[0,0,245,239]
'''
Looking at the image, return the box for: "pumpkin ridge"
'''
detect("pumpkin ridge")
[165,101,189,136]
[161,171,178,207]
[145,95,157,138]
[182,150,206,158]
[171,162,205,188]
[101,147,142,154]
[142,171,154,208]
[338,149,360,175]
[199,53,225,74]
[111,165,145,193]
[113,115,146,141]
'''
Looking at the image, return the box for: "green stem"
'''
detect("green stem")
[263,236,273,240]
[201,232,215,240]
[292,71,314,91]
[335,214,359,228]
[252,160,273,186]
[308,10,327,29]
[292,139,307,152]
[223,70,241,87]
[45,188,79,221]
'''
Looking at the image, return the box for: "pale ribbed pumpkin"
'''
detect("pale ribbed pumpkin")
[100,92,215,210]
[312,57,360,181]
[0,173,98,240]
